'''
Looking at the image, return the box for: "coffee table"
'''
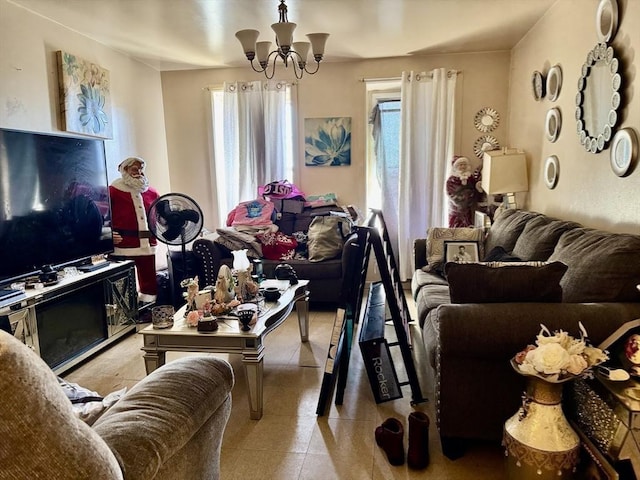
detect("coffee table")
[140,279,309,419]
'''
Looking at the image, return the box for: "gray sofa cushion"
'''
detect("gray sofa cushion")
[415,283,450,328]
[512,215,580,261]
[484,208,540,256]
[445,261,568,303]
[549,228,640,302]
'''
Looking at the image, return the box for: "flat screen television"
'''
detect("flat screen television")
[0,128,113,286]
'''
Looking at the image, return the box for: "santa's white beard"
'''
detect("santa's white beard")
[122,172,149,192]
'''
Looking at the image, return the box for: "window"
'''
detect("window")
[209,82,295,227]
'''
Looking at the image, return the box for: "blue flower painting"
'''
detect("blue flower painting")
[305,117,351,166]
[57,51,112,138]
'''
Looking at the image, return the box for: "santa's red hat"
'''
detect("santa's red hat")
[118,156,145,172]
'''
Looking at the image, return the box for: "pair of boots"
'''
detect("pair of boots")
[375,412,430,469]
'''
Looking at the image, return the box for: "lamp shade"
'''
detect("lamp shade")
[292,41,310,63]
[307,33,329,57]
[271,22,296,48]
[235,29,260,54]
[481,149,529,194]
[256,41,272,63]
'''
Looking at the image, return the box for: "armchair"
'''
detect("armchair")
[0,330,234,479]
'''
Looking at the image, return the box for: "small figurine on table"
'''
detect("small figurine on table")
[180,276,199,315]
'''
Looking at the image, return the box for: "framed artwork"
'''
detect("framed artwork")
[304,117,351,166]
[444,241,479,263]
[56,50,112,138]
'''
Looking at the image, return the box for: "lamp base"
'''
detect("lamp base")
[502,192,518,210]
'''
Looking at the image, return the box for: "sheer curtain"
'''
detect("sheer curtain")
[209,80,295,227]
[397,69,457,279]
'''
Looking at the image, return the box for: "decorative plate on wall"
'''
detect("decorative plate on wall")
[546,65,563,102]
[544,155,559,189]
[473,135,500,159]
[532,71,545,101]
[545,108,562,143]
[596,0,618,43]
[474,107,500,133]
[610,127,637,177]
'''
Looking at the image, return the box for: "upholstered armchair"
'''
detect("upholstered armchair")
[0,330,234,480]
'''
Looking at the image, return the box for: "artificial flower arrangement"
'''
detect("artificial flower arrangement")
[513,323,609,383]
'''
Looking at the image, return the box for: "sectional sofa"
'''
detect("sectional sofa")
[411,207,640,458]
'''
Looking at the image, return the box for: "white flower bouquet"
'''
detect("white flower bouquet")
[512,323,609,383]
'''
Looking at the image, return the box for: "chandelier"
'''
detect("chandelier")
[235,0,329,79]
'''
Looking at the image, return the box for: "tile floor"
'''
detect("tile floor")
[64,299,507,480]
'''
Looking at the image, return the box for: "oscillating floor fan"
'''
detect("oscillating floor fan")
[147,193,204,283]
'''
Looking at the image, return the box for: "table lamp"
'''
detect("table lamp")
[481,148,528,209]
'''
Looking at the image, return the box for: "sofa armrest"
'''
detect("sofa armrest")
[193,237,231,287]
[413,238,427,271]
[435,302,640,360]
[93,356,234,480]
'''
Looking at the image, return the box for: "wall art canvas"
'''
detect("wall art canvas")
[304,117,351,166]
[57,51,112,138]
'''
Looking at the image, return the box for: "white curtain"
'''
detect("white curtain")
[397,69,457,279]
[210,80,295,227]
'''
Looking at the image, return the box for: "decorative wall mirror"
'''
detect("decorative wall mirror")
[545,108,562,143]
[544,155,559,189]
[596,0,618,43]
[473,135,500,159]
[532,71,545,101]
[546,65,562,102]
[575,43,622,153]
[474,107,499,133]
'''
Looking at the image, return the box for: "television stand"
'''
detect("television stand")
[77,261,110,273]
[0,261,137,374]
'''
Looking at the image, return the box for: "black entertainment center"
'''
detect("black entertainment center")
[0,128,137,372]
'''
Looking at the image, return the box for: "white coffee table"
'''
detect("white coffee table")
[140,279,309,419]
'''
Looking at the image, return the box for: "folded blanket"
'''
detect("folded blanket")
[215,228,263,258]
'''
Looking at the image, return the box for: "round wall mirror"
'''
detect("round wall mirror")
[596,0,618,43]
[547,65,562,102]
[546,108,562,143]
[544,156,559,189]
[575,43,622,154]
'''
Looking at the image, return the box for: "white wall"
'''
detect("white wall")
[509,0,639,233]
[0,0,170,192]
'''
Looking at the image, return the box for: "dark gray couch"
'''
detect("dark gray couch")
[411,207,640,458]
[192,206,356,304]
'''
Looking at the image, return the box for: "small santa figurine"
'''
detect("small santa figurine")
[109,156,160,303]
[446,156,484,228]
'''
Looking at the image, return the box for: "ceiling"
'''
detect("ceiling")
[10,0,556,72]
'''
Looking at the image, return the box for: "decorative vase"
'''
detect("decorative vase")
[503,373,580,479]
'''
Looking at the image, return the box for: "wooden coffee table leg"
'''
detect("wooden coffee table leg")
[243,348,265,419]
[295,293,310,342]
[143,350,166,374]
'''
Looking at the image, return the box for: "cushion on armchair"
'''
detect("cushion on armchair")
[445,261,568,304]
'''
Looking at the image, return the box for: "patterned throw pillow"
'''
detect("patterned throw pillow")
[422,227,485,274]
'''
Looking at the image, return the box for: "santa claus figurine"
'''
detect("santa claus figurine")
[109,157,160,303]
[446,156,484,228]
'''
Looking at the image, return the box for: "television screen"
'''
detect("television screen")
[0,128,113,284]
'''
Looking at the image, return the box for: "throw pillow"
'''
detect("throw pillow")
[423,227,485,274]
[256,231,298,261]
[445,261,568,304]
[307,215,352,262]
